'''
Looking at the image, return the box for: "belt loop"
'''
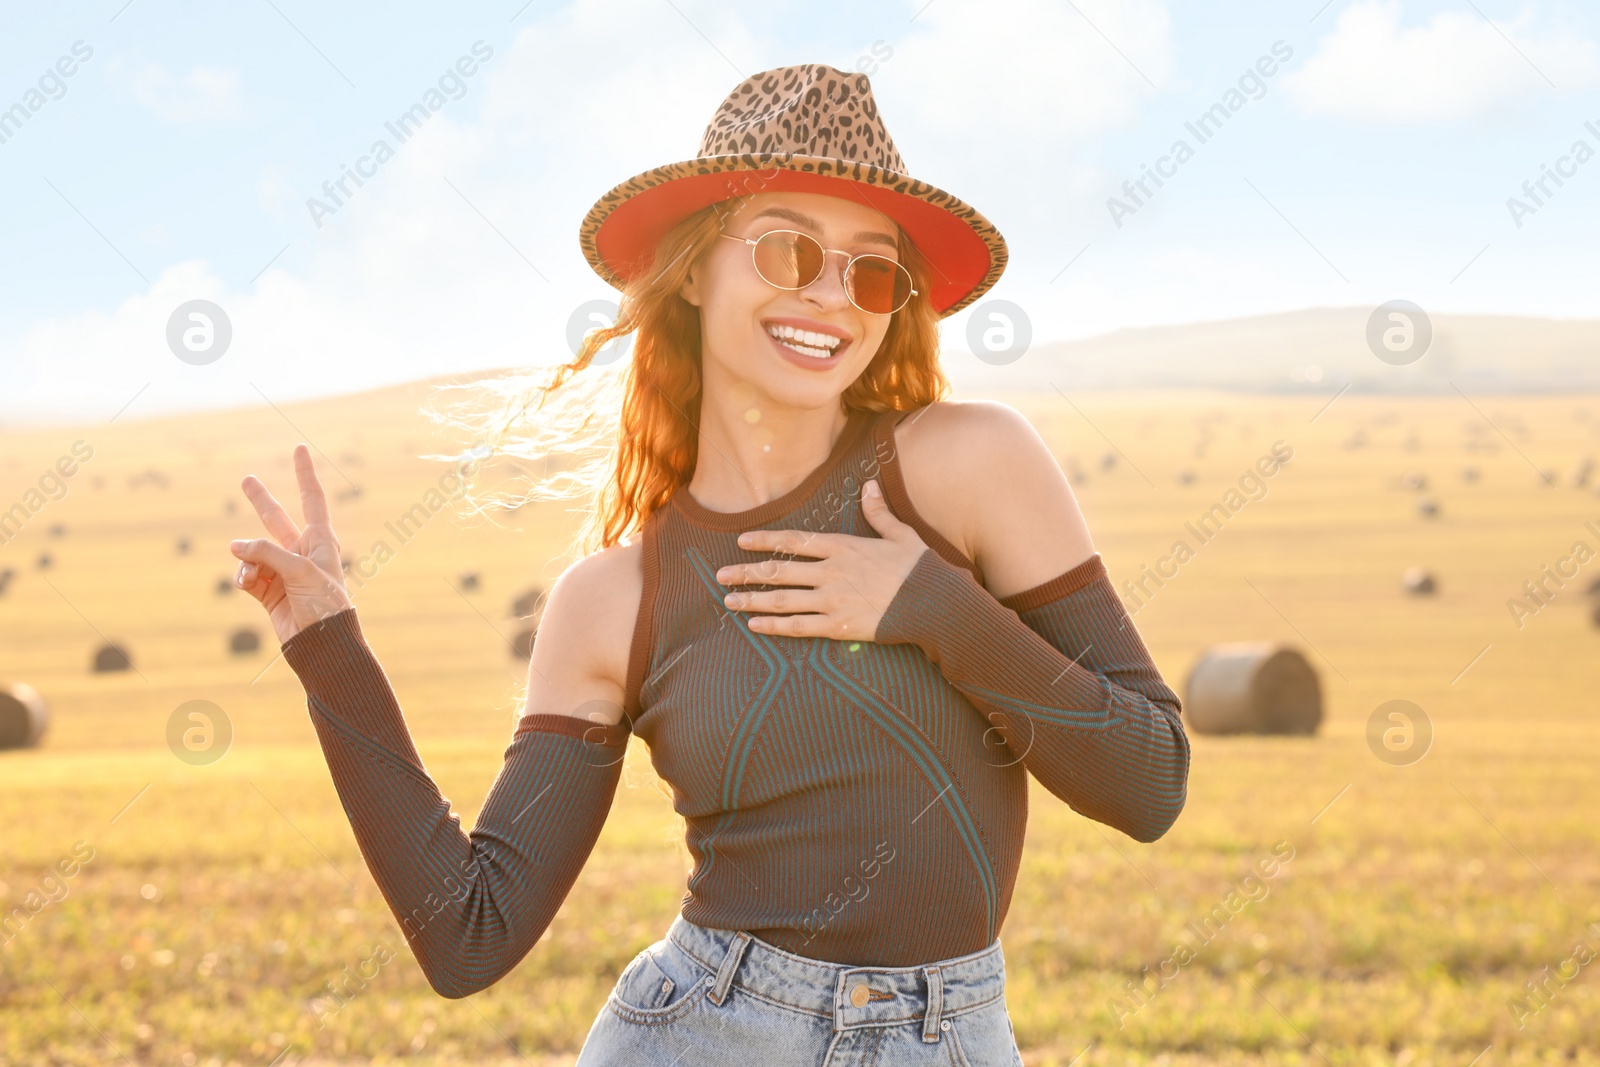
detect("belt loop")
[707,930,753,1006]
[921,964,944,1043]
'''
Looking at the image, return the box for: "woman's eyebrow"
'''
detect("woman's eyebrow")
[747,206,898,250]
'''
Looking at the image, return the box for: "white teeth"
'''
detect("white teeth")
[766,324,841,351]
[776,337,834,359]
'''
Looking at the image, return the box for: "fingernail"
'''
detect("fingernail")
[229,540,244,551]
[865,480,880,497]
[716,569,730,582]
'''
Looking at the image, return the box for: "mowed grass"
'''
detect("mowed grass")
[3,380,1600,1066]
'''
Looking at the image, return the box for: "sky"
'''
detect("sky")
[0,0,1597,424]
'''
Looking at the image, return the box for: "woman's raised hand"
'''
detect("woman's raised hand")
[229,443,355,646]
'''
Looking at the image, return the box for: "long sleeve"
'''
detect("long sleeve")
[279,606,630,998]
[874,549,1190,842]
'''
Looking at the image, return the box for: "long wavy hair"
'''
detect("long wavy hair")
[421,192,950,564]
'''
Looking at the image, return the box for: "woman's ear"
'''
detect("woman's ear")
[679,262,702,308]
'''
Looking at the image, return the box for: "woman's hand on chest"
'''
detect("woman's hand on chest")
[714,479,929,642]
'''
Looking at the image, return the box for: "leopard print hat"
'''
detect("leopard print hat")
[578,62,1008,318]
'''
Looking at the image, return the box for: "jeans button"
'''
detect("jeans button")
[849,983,870,1007]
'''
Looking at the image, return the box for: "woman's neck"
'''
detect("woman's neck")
[685,392,851,515]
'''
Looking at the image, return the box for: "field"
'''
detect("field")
[2,378,1599,1066]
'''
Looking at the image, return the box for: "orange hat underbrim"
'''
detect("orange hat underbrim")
[579,156,1007,318]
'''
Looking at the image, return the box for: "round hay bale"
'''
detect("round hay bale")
[1416,497,1439,518]
[0,683,48,749]
[1401,567,1436,595]
[215,576,235,595]
[224,498,237,514]
[229,628,261,655]
[48,523,66,538]
[1176,470,1196,486]
[1100,452,1117,472]
[511,587,545,618]
[510,626,537,659]
[1182,642,1322,736]
[176,537,191,555]
[36,552,52,570]
[92,644,132,674]
[1462,466,1480,483]
[458,572,480,592]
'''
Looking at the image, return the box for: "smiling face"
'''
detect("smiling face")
[679,190,904,415]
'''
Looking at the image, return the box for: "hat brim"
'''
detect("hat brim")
[579,155,1007,318]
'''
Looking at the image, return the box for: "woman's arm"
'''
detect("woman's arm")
[286,612,626,996]
[280,544,640,998]
[873,544,1189,842]
[877,402,1189,841]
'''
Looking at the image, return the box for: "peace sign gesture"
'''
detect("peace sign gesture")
[229,443,354,646]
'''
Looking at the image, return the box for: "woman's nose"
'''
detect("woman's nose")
[801,251,851,307]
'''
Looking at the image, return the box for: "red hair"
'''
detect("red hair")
[493,195,949,554]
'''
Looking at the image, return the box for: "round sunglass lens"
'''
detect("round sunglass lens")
[846,256,913,314]
[751,230,824,289]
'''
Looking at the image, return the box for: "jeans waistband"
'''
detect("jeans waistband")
[665,914,1007,1039]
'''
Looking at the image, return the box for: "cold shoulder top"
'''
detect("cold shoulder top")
[281,404,1190,997]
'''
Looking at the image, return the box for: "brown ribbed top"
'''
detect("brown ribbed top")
[280,403,1190,994]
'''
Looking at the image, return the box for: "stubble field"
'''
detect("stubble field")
[2,379,1598,1066]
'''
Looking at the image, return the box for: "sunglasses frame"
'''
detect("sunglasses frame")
[717,228,918,316]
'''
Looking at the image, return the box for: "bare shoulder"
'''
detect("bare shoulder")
[893,399,1096,600]
[520,537,643,726]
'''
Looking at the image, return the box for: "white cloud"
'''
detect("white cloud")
[1282,0,1600,124]
[882,0,1172,228]
[113,60,245,123]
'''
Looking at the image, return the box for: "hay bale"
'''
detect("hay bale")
[36,552,52,570]
[1401,567,1436,595]
[92,644,132,673]
[1100,452,1117,472]
[511,587,545,618]
[0,683,48,749]
[215,576,235,595]
[48,523,66,538]
[1182,642,1322,736]
[176,537,191,555]
[229,628,261,655]
[510,626,537,659]
[1176,470,1196,486]
[224,498,237,515]
[1462,466,1481,483]
[458,572,480,593]
[1416,497,1439,518]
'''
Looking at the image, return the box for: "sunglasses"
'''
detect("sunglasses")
[718,228,918,316]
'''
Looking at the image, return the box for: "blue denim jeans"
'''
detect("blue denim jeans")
[573,913,1023,1065]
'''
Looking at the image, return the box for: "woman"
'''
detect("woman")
[229,63,1190,1065]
